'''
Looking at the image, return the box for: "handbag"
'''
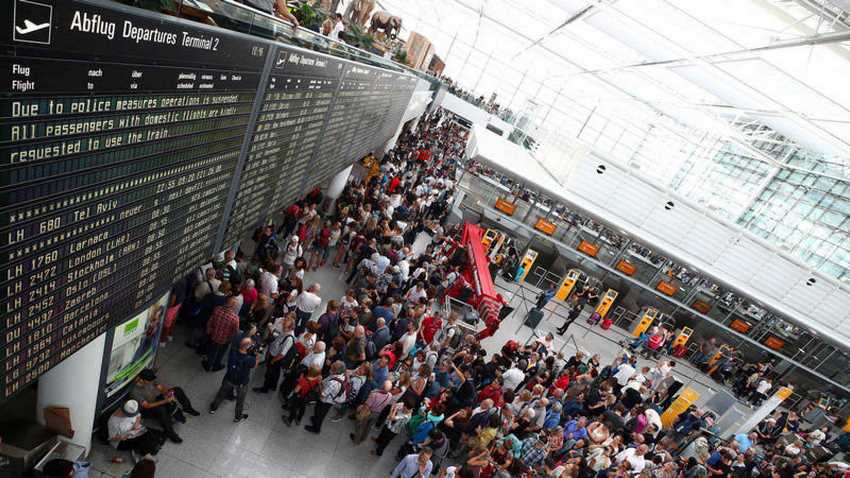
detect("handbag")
[355,403,371,421]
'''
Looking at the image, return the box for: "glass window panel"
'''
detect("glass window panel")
[815,176,836,190]
[793,202,814,216]
[832,199,850,215]
[821,211,844,227]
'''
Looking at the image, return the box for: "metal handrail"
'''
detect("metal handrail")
[149,0,443,85]
[443,296,482,334]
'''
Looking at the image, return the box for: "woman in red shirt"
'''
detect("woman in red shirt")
[282,365,322,426]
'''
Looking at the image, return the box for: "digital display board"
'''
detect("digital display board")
[0,0,418,401]
[223,48,343,246]
[222,49,417,245]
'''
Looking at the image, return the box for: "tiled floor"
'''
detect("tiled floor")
[88,264,730,477]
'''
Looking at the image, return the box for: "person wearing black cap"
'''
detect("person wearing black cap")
[129,368,199,444]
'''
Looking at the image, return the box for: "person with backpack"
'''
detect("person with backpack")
[208,337,258,423]
[435,312,464,354]
[280,235,302,278]
[344,325,368,369]
[316,300,341,345]
[253,316,297,394]
[305,360,349,434]
[282,365,322,426]
[350,378,395,444]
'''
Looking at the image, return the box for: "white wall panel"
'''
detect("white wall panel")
[679,215,736,264]
[561,159,619,209]
[748,255,805,298]
[783,275,833,315]
[643,197,696,245]
[713,236,774,283]
[608,175,663,227]
[811,287,850,329]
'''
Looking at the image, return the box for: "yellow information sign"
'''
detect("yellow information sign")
[673,327,693,347]
[631,308,658,337]
[555,269,581,301]
[594,289,618,319]
[482,228,500,253]
[661,387,700,428]
[515,249,538,283]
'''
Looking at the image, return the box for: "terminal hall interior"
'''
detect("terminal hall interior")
[1,0,850,477]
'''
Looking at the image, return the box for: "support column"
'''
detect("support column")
[325,164,353,212]
[37,333,107,454]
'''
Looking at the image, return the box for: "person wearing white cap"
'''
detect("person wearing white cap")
[107,400,160,459]
[281,235,302,277]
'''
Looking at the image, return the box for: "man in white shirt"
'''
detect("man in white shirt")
[752,378,772,405]
[295,283,322,331]
[193,267,221,302]
[397,258,411,283]
[615,445,648,473]
[405,282,428,305]
[649,360,675,390]
[258,264,281,298]
[374,252,391,275]
[301,341,326,370]
[502,360,527,392]
[613,361,637,387]
[328,13,344,41]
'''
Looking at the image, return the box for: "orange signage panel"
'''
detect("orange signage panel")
[494,198,516,216]
[656,280,678,296]
[534,218,556,236]
[764,336,785,350]
[616,260,636,276]
[577,240,599,257]
[691,299,712,314]
[730,319,751,334]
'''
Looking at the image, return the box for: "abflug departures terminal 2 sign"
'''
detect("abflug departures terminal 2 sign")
[0,0,416,400]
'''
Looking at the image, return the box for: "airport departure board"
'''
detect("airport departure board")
[0,0,417,401]
[222,49,417,245]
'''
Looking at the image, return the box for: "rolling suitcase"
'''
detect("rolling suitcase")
[524,307,544,328]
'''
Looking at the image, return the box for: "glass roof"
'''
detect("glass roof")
[378,0,850,182]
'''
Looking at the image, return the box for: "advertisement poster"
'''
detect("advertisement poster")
[103,292,169,397]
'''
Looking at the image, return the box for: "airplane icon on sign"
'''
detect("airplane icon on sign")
[12,0,53,45]
[16,19,49,35]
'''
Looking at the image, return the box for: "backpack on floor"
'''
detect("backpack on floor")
[524,308,544,328]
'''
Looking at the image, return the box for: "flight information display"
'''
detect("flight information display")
[223,49,417,245]
[223,48,343,246]
[308,65,418,190]
[0,0,418,401]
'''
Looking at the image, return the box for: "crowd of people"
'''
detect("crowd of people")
[98,108,850,478]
